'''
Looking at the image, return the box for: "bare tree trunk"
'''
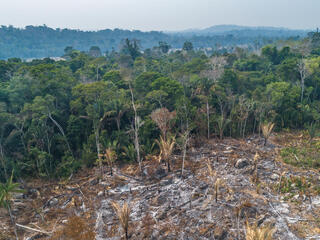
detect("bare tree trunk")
[181,143,187,177]
[94,124,103,178]
[301,76,305,102]
[298,59,308,103]
[253,118,256,135]
[48,112,73,158]
[243,117,247,139]
[167,159,171,172]
[129,83,142,174]
[44,127,51,177]
[125,229,129,240]
[206,99,210,139]
[181,94,190,178]
[7,204,18,240]
[181,130,190,178]
[116,116,121,132]
[0,144,8,180]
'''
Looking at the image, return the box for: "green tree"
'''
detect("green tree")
[89,46,102,58]
[183,41,194,51]
[121,39,141,61]
[159,41,171,54]
[71,81,115,177]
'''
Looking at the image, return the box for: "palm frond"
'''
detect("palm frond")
[246,221,275,240]
[111,201,131,239]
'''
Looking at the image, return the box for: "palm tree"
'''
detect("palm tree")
[261,122,275,146]
[0,172,24,240]
[111,201,131,240]
[246,220,275,240]
[156,135,176,172]
[103,140,118,176]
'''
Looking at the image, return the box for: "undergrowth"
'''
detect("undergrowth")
[280,140,320,169]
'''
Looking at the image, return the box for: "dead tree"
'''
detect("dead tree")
[297,58,310,103]
[129,82,143,174]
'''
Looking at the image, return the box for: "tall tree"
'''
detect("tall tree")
[71,81,115,177]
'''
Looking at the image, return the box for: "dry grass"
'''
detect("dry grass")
[261,122,275,146]
[206,160,215,179]
[245,221,275,240]
[51,216,95,240]
[111,201,131,240]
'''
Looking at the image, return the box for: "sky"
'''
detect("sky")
[0,0,319,31]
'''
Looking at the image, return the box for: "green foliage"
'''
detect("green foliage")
[183,41,194,51]
[0,172,23,208]
[122,144,137,162]
[1,35,320,181]
[280,141,320,169]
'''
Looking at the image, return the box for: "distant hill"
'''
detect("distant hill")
[0,25,309,59]
[172,24,309,37]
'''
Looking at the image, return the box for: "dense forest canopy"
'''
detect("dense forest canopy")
[0,25,308,59]
[0,31,320,182]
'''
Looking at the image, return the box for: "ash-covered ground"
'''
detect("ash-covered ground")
[95,136,320,240]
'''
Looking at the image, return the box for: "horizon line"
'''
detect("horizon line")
[0,24,313,33]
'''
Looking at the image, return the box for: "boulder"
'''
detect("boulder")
[235,158,250,169]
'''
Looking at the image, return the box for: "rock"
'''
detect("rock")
[98,191,104,197]
[49,198,59,207]
[235,158,250,169]
[270,173,279,181]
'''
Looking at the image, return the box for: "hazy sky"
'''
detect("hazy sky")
[1,0,319,31]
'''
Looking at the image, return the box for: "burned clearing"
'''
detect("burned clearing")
[1,133,319,239]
